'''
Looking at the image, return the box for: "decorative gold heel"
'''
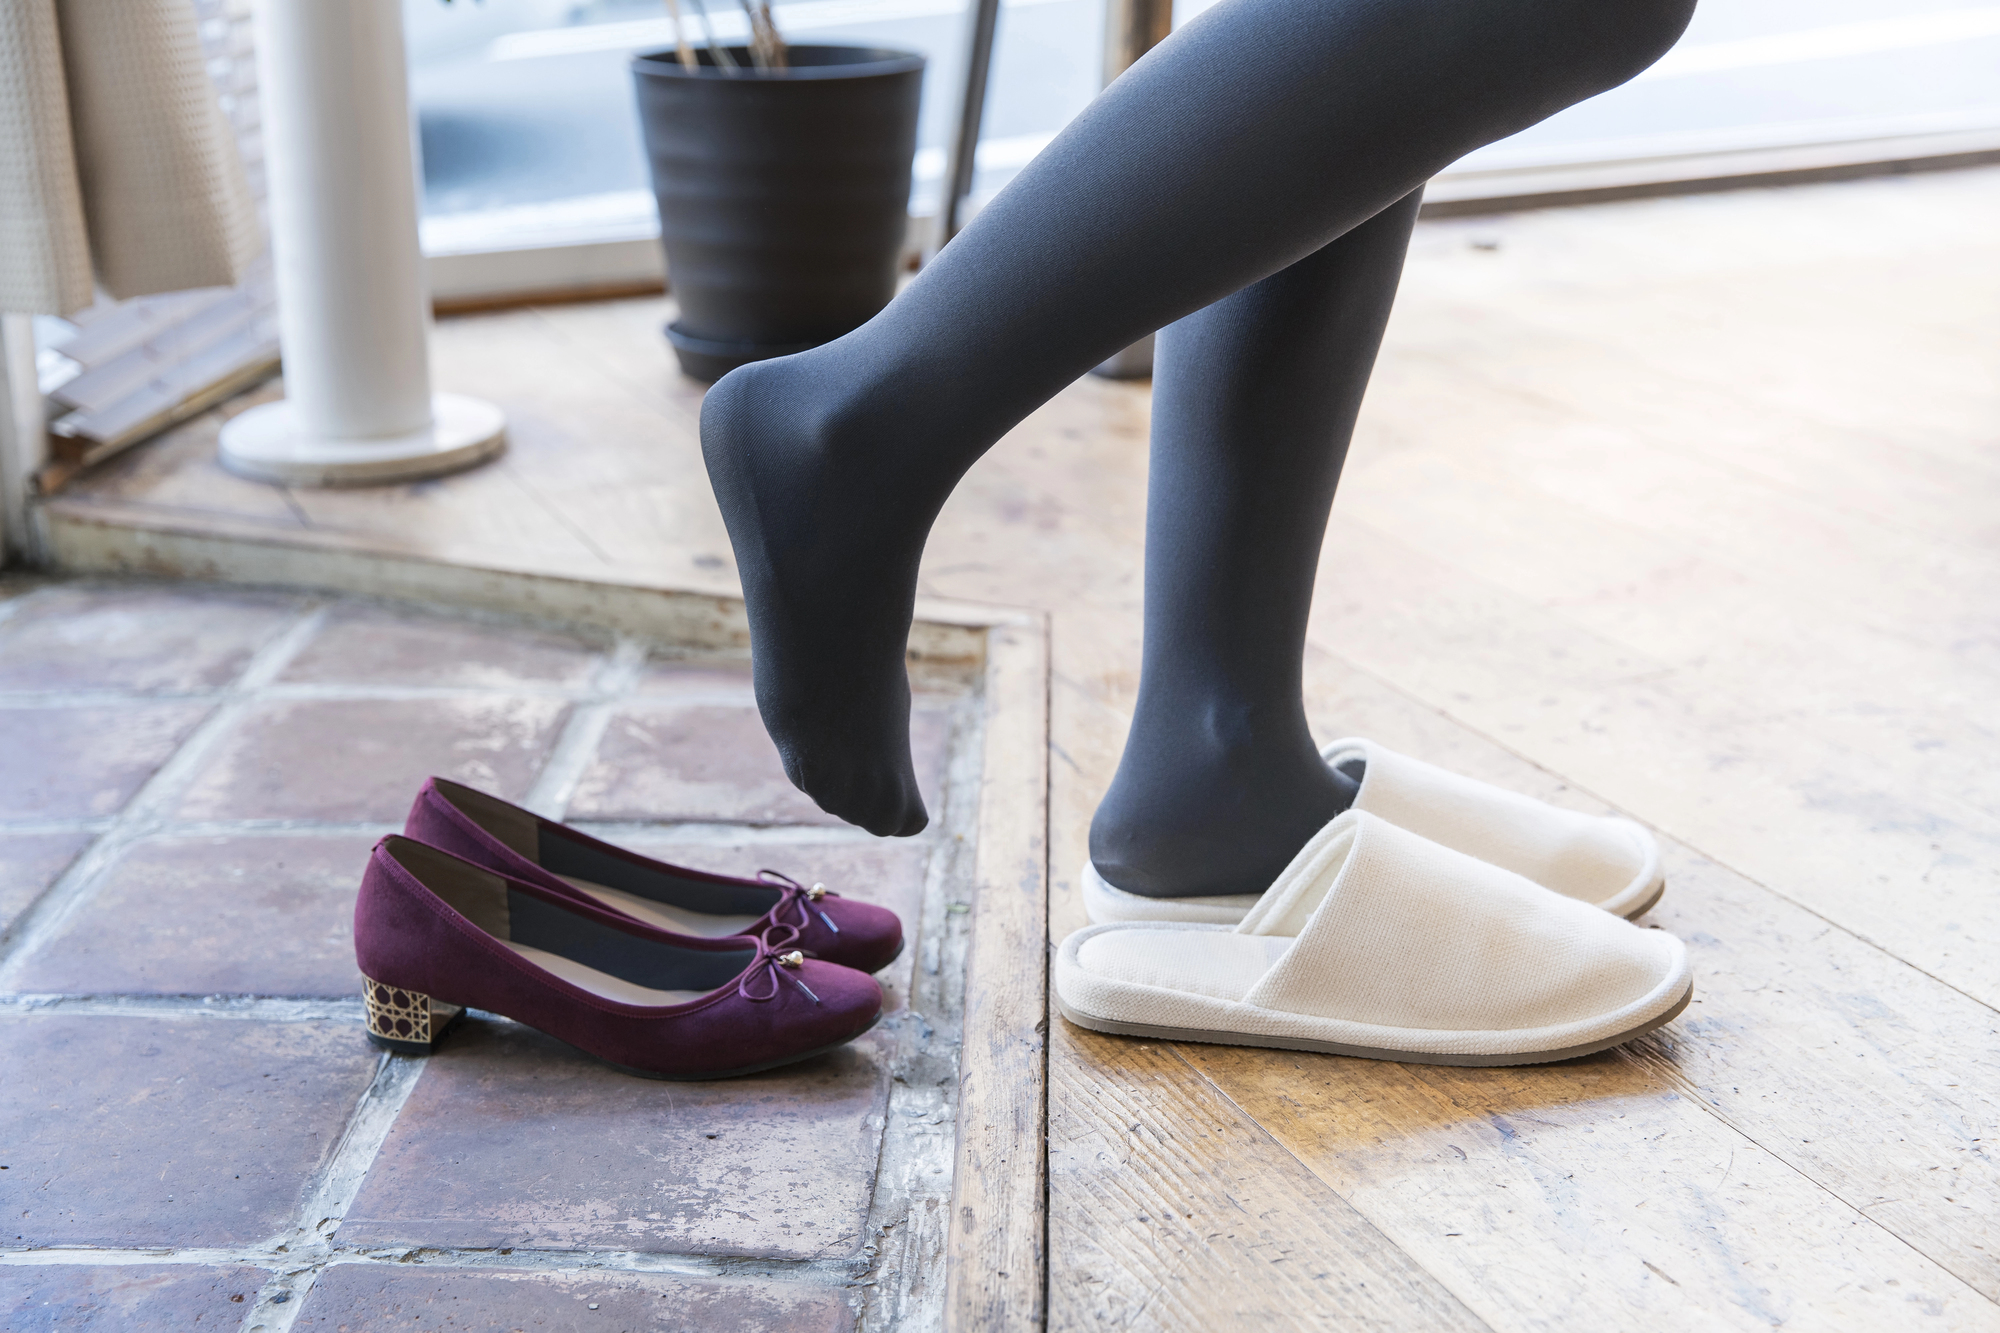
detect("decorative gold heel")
[363,975,464,1054]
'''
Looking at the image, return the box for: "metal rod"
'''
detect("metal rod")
[0,313,47,565]
[1102,0,1171,85]
[1089,0,1172,378]
[930,0,1003,260]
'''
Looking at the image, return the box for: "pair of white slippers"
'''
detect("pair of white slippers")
[1056,738,1691,1067]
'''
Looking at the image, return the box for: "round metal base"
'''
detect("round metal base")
[218,393,506,487]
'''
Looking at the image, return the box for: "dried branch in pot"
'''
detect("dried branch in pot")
[662,0,699,69]
[687,0,740,70]
[740,0,788,69]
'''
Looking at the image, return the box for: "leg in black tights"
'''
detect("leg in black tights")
[701,0,1697,838]
[1089,190,1421,898]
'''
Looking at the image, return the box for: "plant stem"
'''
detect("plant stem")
[688,0,739,70]
[738,0,788,69]
[760,2,789,68]
[662,0,699,69]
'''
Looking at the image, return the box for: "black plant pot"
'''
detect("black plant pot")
[632,45,925,382]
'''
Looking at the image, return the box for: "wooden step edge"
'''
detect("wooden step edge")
[35,494,1024,666]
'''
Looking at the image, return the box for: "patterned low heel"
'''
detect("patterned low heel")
[363,974,464,1054]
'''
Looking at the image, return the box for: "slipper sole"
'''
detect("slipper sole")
[1619,876,1667,921]
[1054,978,1692,1068]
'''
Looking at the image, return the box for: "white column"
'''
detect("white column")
[219,0,504,486]
[0,314,47,564]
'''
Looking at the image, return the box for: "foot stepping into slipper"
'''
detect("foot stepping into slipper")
[1084,737,1663,925]
[1058,809,1690,1067]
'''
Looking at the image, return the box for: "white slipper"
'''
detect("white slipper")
[1082,737,1663,925]
[1057,810,1691,1066]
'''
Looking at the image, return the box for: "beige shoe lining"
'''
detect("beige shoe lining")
[387,839,511,940]
[1075,930,1290,1003]
[559,876,766,939]
[503,942,709,1006]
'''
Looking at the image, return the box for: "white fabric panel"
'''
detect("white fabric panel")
[56,0,258,302]
[0,0,256,314]
[0,0,93,314]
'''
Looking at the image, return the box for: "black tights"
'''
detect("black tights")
[700,0,1697,894]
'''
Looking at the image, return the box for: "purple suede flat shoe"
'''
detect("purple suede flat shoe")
[404,778,904,973]
[355,835,882,1080]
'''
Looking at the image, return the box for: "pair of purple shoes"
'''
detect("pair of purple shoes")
[353,779,901,1080]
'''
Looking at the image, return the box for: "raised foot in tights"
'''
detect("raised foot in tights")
[700,355,933,838]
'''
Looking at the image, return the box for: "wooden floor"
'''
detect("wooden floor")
[53,165,2000,1329]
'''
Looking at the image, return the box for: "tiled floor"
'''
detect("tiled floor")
[0,580,977,1331]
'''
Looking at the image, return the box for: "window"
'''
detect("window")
[408,0,1106,302]
[411,0,2000,300]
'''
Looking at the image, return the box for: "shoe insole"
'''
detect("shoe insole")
[504,942,710,1006]
[558,876,766,939]
[1074,930,1291,1002]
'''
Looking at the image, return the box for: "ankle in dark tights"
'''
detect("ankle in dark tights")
[700,0,1697,887]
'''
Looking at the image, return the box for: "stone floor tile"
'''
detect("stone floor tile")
[0,703,211,820]
[634,659,757,699]
[175,697,569,822]
[0,1264,268,1332]
[338,1019,891,1258]
[10,834,375,997]
[0,585,299,693]
[568,703,952,825]
[569,703,836,825]
[281,603,603,690]
[294,1265,857,1332]
[0,1016,379,1247]
[0,830,94,936]
[908,701,956,790]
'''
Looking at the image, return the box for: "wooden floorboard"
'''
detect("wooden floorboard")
[1625,845,2000,1303]
[948,619,1053,1332]
[1184,1038,1994,1330]
[1048,1024,1491,1332]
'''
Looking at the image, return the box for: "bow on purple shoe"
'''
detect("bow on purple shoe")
[403,778,905,973]
[755,870,849,947]
[739,940,823,1003]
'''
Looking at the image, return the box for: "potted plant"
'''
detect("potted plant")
[632,8,924,380]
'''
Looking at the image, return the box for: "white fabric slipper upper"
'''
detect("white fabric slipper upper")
[1082,737,1663,925]
[1325,738,1662,917]
[1057,809,1691,1066]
